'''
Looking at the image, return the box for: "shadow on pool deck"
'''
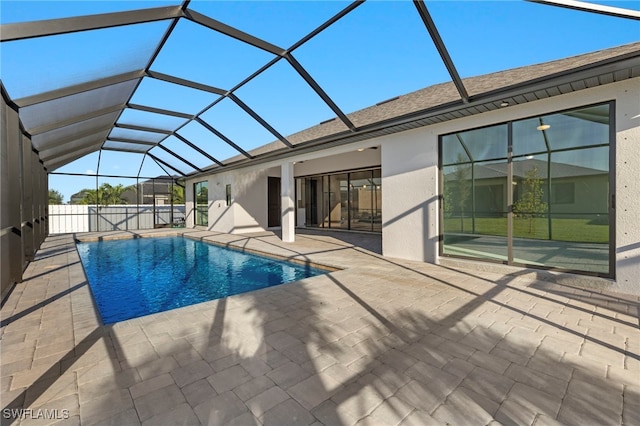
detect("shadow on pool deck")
[1,230,638,425]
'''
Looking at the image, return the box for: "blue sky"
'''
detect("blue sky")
[1,0,638,202]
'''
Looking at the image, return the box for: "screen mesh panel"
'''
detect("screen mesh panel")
[139,154,173,178]
[20,79,138,131]
[428,1,640,80]
[188,1,347,47]
[109,127,167,144]
[39,130,110,161]
[103,141,152,153]
[31,112,120,150]
[160,136,213,170]
[176,121,240,164]
[293,1,449,115]
[117,108,188,132]
[148,145,197,175]
[0,1,635,182]
[45,144,104,170]
[1,21,170,99]
[200,97,277,152]
[149,18,275,90]
[53,151,100,175]
[97,151,146,177]
[129,77,218,115]
[235,60,340,139]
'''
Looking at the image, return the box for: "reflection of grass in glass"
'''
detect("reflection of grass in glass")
[444,217,608,243]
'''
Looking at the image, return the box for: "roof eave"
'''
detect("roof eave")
[185,51,640,179]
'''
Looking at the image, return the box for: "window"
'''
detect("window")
[440,103,611,276]
[225,184,231,206]
[551,182,575,204]
[194,180,208,226]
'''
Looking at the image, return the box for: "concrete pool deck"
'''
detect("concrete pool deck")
[1,229,638,425]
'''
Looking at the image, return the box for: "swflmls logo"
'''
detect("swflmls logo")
[2,408,70,419]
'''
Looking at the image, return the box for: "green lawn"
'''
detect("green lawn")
[444,217,609,243]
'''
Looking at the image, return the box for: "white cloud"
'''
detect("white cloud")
[85,169,96,175]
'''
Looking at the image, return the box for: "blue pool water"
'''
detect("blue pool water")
[77,236,327,324]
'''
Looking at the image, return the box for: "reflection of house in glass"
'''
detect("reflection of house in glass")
[451,159,609,223]
[441,103,612,274]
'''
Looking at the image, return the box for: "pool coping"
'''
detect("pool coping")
[74,229,343,274]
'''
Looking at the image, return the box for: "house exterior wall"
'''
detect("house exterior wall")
[186,78,639,294]
[185,147,382,234]
[186,166,281,234]
[613,79,640,294]
[378,78,639,294]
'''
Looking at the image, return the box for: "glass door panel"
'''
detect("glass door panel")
[372,170,382,232]
[549,147,609,274]
[512,154,551,266]
[303,177,323,228]
[326,174,348,229]
[350,170,373,231]
[442,159,508,261]
[441,102,611,276]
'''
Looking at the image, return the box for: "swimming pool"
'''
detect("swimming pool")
[76,236,328,324]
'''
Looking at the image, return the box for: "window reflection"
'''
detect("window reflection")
[441,103,610,275]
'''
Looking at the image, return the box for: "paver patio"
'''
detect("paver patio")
[1,229,638,425]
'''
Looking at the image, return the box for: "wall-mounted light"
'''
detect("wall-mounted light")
[500,101,509,107]
[357,148,365,152]
[536,124,551,131]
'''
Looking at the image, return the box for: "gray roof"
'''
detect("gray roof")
[232,41,640,167]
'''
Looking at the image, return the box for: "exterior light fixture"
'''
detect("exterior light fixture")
[536,124,551,131]
[357,148,365,152]
[500,101,509,107]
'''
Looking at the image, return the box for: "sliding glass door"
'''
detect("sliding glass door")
[440,103,612,276]
[299,168,382,232]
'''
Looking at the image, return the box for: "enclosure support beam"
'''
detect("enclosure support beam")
[413,0,469,102]
[281,161,295,243]
[526,0,640,20]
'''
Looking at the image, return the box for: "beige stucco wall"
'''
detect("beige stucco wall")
[186,78,639,294]
[613,79,640,294]
[185,143,382,234]
[186,167,279,234]
[379,78,639,294]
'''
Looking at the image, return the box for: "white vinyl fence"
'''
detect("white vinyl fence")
[49,204,186,234]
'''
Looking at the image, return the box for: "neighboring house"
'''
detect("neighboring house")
[69,177,178,205]
[69,190,91,205]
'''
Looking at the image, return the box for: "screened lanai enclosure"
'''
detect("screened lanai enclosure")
[1,0,639,297]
